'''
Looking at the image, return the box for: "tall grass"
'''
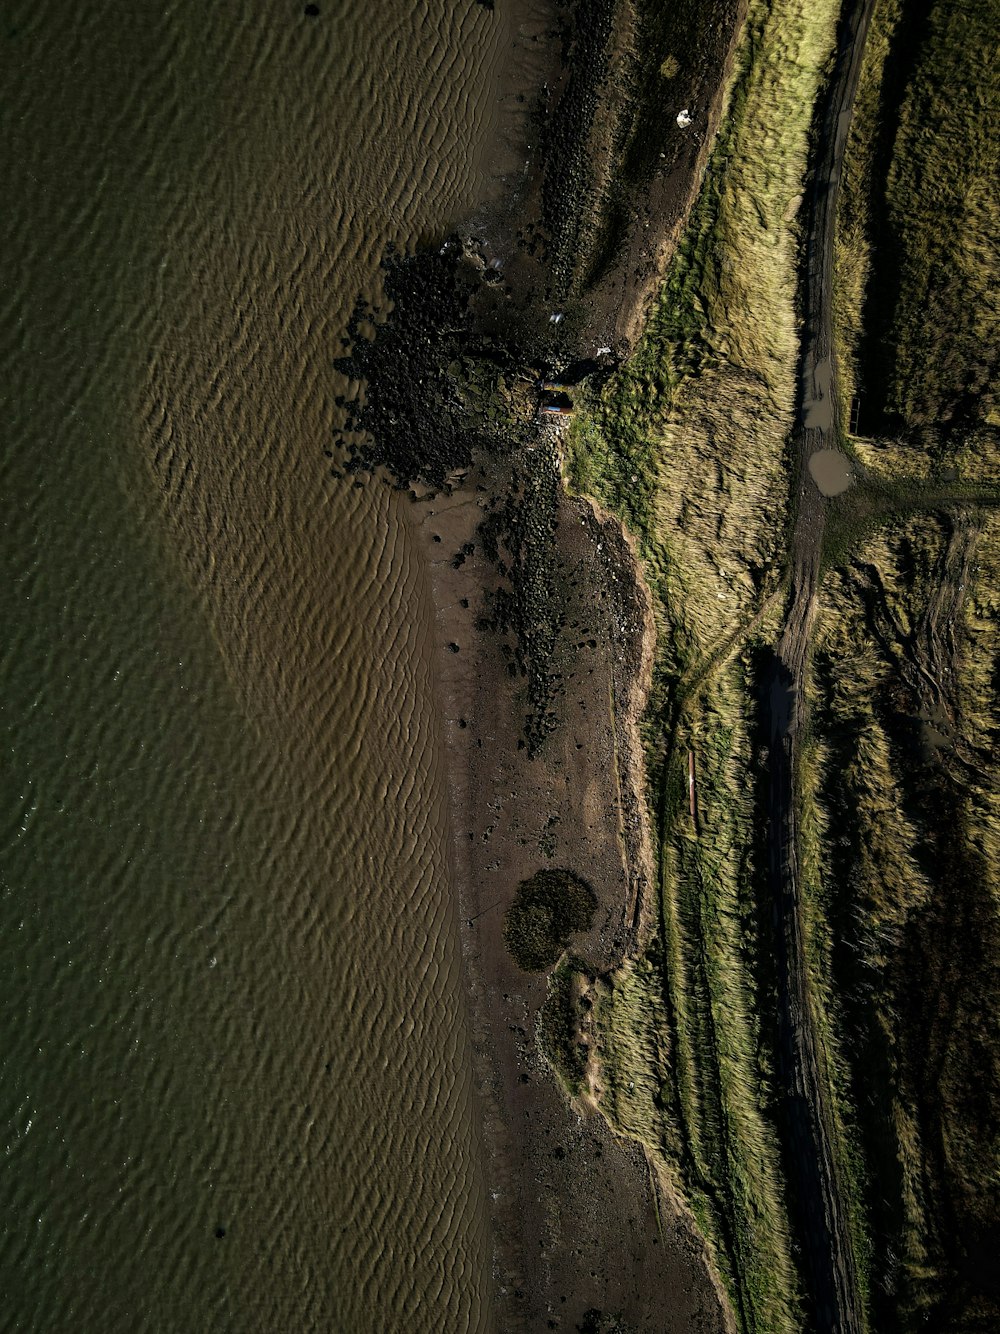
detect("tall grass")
[586,653,804,1334]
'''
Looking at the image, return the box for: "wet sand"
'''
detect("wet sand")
[407,455,731,1332]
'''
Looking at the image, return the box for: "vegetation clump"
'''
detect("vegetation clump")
[537,958,592,1095]
[503,869,597,972]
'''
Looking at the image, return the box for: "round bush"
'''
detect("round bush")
[503,869,597,972]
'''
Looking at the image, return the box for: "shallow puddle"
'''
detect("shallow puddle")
[809,447,854,496]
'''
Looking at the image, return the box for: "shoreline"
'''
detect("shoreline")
[343,0,757,1323]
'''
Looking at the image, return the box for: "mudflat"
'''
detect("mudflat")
[409,458,732,1332]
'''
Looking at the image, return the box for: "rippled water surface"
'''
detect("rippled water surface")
[1,2,508,1328]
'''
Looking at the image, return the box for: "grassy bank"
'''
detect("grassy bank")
[557,0,856,1327]
[544,0,1000,1327]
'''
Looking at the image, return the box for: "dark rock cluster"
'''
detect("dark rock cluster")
[332,240,528,492]
[479,449,567,755]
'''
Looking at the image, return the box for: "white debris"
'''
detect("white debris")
[676,108,693,128]
[549,311,564,324]
[597,345,611,355]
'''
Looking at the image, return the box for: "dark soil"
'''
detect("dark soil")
[418,467,726,1333]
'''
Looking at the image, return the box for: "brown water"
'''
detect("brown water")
[808,447,855,495]
[1,1,528,1328]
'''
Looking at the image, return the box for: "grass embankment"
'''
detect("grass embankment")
[807,3,1000,1326]
[557,0,858,1327]
[835,0,1000,472]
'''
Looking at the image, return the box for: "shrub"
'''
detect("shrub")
[503,869,597,972]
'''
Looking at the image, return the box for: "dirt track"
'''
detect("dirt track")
[762,0,877,1329]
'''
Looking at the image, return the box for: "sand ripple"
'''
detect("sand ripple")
[2,0,506,1329]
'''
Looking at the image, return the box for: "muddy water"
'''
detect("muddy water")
[809,448,855,495]
[0,2,539,1329]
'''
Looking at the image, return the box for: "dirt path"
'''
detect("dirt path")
[762,0,877,1329]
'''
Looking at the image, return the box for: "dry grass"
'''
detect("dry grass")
[808,511,1000,1329]
[835,0,1000,464]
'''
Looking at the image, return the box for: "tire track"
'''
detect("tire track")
[763,0,877,1328]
